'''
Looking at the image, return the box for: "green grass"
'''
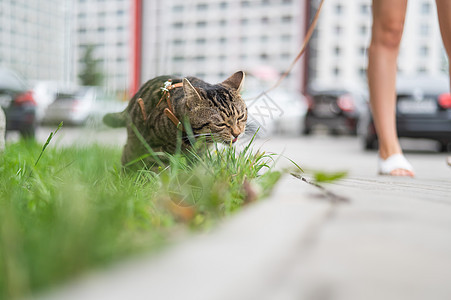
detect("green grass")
[0,129,281,299]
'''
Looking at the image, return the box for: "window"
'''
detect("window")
[195,55,206,61]
[335,4,343,14]
[334,25,343,35]
[196,21,207,28]
[359,25,368,35]
[281,34,291,42]
[359,46,366,56]
[241,1,250,7]
[359,67,367,77]
[421,2,431,14]
[196,3,208,11]
[196,38,206,44]
[281,16,292,23]
[419,45,429,56]
[420,24,429,36]
[281,52,290,59]
[173,5,184,12]
[360,4,370,14]
[173,22,183,28]
[173,39,185,45]
[417,66,427,73]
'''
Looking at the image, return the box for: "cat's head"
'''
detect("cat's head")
[183,71,247,144]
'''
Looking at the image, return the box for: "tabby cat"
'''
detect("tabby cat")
[103,71,247,168]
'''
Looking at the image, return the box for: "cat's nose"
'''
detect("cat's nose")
[231,127,240,138]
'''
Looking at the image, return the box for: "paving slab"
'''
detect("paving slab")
[282,176,451,300]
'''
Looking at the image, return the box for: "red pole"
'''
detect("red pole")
[301,0,311,95]
[130,0,142,97]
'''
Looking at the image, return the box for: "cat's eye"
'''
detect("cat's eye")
[217,122,230,128]
[237,114,246,121]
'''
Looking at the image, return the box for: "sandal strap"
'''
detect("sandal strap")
[378,154,414,175]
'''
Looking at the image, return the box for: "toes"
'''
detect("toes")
[389,168,415,177]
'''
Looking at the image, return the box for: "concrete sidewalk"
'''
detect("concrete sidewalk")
[38,171,451,300]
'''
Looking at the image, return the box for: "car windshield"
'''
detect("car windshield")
[54,93,77,101]
[0,69,27,91]
[54,88,91,102]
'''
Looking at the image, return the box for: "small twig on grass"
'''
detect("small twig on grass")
[291,173,349,204]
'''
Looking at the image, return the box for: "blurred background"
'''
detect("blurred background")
[0,0,449,149]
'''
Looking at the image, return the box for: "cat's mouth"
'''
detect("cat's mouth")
[232,137,238,143]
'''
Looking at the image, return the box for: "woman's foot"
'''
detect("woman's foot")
[378,153,415,177]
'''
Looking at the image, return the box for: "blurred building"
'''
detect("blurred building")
[0,0,72,83]
[74,0,131,94]
[140,0,308,93]
[308,0,447,89]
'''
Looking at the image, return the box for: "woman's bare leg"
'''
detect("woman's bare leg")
[436,0,451,89]
[436,0,451,164]
[367,0,413,176]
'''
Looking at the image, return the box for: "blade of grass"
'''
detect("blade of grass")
[34,122,63,167]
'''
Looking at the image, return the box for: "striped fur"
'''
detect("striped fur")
[103,71,247,168]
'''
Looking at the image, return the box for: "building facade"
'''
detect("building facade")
[307,0,447,89]
[141,0,308,93]
[1,0,447,95]
[74,0,131,94]
[0,0,72,83]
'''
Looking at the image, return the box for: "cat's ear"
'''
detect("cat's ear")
[183,78,203,109]
[222,71,245,92]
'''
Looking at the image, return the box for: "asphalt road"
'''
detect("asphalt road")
[7,125,450,181]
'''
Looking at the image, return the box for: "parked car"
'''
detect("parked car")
[244,90,307,138]
[0,68,37,138]
[42,87,111,126]
[304,85,368,135]
[359,75,451,152]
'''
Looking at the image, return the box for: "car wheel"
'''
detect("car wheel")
[350,126,358,136]
[439,141,450,153]
[303,125,311,135]
[364,136,378,150]
[20,125,36,139]
[330,128,340,136]
[363,126,378,150]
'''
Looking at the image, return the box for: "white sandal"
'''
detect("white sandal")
[378,153,415,177]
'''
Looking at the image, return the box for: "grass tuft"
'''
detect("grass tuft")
[0,130,281,299]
